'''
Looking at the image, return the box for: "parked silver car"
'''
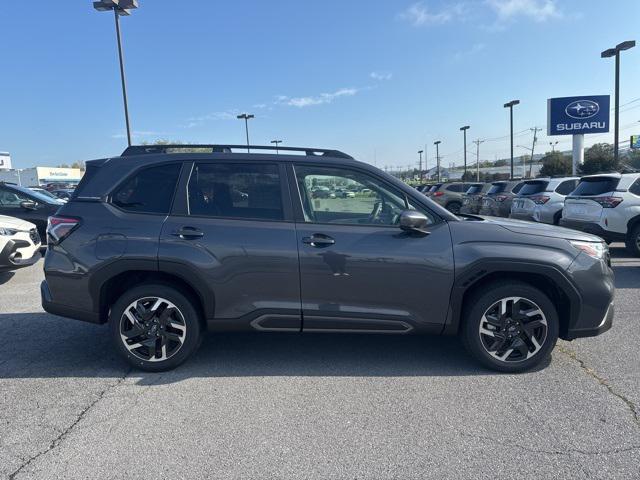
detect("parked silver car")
[510,177,579,224]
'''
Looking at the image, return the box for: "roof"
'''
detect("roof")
[120,144,353,160]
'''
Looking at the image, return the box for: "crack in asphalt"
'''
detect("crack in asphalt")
[558,345,639,428]
[7,368,132,480]
[462,433,640,456]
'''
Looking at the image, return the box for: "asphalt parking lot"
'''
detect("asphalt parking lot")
[1,246,639,480]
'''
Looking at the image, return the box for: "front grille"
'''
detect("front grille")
[29,228,40,244]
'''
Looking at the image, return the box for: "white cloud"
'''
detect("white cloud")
[370,71,393,81]
[453,42,486,60]
[486,0,562,23]
[277,88,359,108]
[399,2,466,27]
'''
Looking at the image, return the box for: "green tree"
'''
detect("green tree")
[539,151,572,177]
[580,143,618,175]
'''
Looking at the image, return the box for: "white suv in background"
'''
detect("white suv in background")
[0,215,42,272]
[560,173,640,256]
[509,177,579,225]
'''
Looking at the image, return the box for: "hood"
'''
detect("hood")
[476,216,603,242]
[0,215,36,231]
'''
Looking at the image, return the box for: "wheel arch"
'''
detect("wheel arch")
[443,261,581,340]
[626,214,640,234]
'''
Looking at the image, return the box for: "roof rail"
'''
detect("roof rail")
[121,144,354,159]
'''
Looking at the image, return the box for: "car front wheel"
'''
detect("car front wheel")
[109,284,202,372]
[461,281,559,373]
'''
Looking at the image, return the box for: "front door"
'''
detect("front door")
[291,164,454,334]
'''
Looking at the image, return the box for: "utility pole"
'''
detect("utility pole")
[434,141,441,182]
[418,150,424,182]
[460,126,470,180]
[473,139,485,182]
[529,127,541,178]
[504,100,520,180]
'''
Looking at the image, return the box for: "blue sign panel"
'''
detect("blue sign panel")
[547,95,610,136]
[631,135,640,149]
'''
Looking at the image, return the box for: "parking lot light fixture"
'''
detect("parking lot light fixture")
[601,40,636,162]
[270,139,283,154]
[503,100,520,180]
[237,114,255,153]
[460,126,470,179]
[93,0,139,147]
[434,141,441,182]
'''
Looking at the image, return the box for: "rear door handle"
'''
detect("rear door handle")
[173,226,204,239]
[302,234,335,247]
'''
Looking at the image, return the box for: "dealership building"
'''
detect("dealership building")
[0,166,84,187]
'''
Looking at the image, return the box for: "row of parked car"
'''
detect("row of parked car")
[417,172,640,256]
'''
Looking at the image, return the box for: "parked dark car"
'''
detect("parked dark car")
[460,183,490,215]
[0,182,65,241]
[428,182,470,214]
[479,180,525,217]
[42,144,614,373]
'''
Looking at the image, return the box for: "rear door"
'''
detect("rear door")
[563,176,620,221]
[158,160,301,330]
[291,163,454,334]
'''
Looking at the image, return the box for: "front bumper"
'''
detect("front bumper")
[0,239,41,272]
[559,219,626,243]
[564,301,614,340]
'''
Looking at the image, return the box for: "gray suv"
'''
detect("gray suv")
[428,182,469,214]
[479,180,525,217]
[42,144,614,373]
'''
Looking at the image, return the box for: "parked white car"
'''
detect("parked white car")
[509,177,579,224]
[0,215,42,272]
[560,172,640,256]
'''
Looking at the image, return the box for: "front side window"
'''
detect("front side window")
[188,163,283,220]
[0,187,31,207]
[294,165,432,226]
[112,163,181,214]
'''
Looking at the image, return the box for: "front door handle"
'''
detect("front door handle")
[173,226,204,239]
[302,234,335,247]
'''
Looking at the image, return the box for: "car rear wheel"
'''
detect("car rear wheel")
[446,201,462,214]
[109,284,202,372]
[461,281,559,373]
[625,224,640,257]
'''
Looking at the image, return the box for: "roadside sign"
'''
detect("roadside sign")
[631,135,640,149]
[547,95,610,136]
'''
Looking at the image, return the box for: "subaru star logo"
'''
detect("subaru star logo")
[565,100,599,119]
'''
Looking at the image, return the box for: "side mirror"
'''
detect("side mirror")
[20,200,37,210]
[399,210,430,235]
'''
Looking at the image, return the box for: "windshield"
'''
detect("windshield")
[572,177,620,196]
[11,184,65,205]
[518,180,549,196]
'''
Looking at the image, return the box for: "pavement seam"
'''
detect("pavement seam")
[7,368,132,480]
[558,345,639,428]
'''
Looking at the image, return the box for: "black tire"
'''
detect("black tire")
[553,211,562,226]
[447,201,462,214]
[109,284,202,372]
[461,281,559,373]
[625,224,640,257]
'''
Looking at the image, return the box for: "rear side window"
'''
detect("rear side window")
[487,183,506,195]
[518,181,549,195]
[629,179,640,196]
[72,164,100,198]
[555,179,578,195]
[446,184,464,192]
[466,184,483,194]
[112,163,181,214]
[512,182,525,194]
[188,163,283,220]
[429,184,443,193]
[572,177,620,196]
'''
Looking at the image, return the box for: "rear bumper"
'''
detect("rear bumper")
[559,219,626,242]
[0,239,41,272]
[41,280,101,324]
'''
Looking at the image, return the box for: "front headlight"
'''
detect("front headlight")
[570,240,607,260]
[0,227,18,236]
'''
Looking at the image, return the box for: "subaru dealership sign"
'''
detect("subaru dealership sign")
[547,95,610,136]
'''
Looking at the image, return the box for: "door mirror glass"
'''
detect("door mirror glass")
[399,210,430,234]
[20,200,37,210]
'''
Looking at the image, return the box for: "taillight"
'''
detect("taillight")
[496,195,508,202]
[530,195,550,205]
[593,196,623,208]
[433,191,445,197]
[47,216,81,244]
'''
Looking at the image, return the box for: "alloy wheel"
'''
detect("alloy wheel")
[478,296,548,363]
[119,297,187,362]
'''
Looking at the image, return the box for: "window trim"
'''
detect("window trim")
[179,160,292,223]
[289,163,439,228]
[107,162,183,216]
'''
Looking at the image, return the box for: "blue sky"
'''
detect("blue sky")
[1,0,639,170]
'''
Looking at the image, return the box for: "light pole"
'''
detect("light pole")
[602,40,636,162]
[93,0,139,147]
[460,126,470,180]
[549,141,558,152]
[473,139,484,182]
[237,113,254,152]
[417,150,423,181]
[271,139,282,154]
[434,141,441,182]
[504,99,520,180]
